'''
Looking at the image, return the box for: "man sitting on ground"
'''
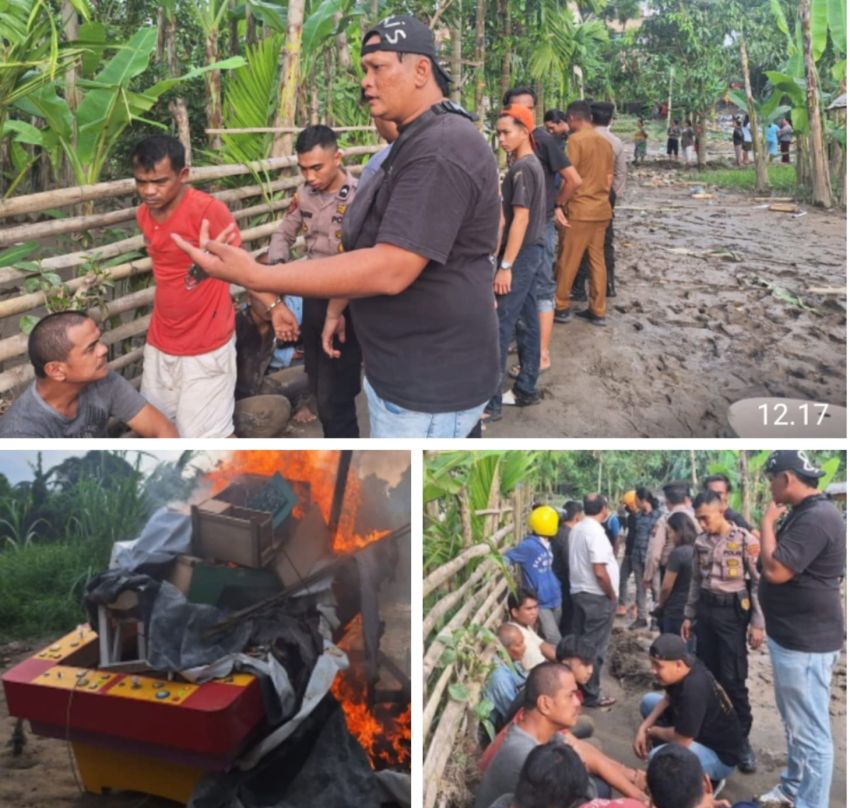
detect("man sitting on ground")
[647,744,757,808]
[633,635,743,789]
[474,663,582,808]
[0,312,176,438]
[507,588,557,670]
[488,741,647,808]
[483,624,528,730]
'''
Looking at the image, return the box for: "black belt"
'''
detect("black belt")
[698,590,740,607]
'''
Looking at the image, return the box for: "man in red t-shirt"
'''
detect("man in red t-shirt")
[132,135,241,437]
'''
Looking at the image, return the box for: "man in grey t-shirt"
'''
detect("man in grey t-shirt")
[474,663,581,808]
[0,311,176,438]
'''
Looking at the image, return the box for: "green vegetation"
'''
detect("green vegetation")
[697,164,799,192]
[0,451,202,642]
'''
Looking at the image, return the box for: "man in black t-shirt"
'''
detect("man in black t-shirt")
[756,451,845,808]
[634,634,742,786]
[503,87,582,377]
[172,15,500,438]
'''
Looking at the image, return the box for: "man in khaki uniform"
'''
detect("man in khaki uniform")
[643,480,700,593]
[261,125,361,437]
[682,489,763,775]
[553,99,613,326]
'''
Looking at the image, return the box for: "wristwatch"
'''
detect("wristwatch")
[499,260,513,270]
[266,296,283,314]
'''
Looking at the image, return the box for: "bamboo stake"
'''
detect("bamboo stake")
[423,557,497,638]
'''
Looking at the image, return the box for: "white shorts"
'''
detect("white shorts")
[141,337,236,437]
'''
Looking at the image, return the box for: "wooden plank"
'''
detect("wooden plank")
[423,524,513,597]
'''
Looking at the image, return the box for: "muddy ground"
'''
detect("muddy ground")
[282,146,845,439]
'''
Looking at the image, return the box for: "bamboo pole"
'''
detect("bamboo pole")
[423,577,507,678]
[206,126,377,134]
[0,222,278,321]
[0,147,378,219]
[423,524,513,597]
[423,557,497,638]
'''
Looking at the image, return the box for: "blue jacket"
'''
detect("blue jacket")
[482,660,527,728]
[504,534,562,609]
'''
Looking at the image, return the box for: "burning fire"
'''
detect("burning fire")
[331,617,411,769]
[205,451,389,553]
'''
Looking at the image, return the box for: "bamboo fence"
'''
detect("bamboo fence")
[0,145,379,404]
[423,484,532,808]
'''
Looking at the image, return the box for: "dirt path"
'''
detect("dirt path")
[485,164,846,437]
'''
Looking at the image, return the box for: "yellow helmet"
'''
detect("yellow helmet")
[622,490,637,511]
[528,505,559,537]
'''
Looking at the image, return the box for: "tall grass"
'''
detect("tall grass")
[696,164,798,193]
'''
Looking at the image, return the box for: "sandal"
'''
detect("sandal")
[585,695,617,708]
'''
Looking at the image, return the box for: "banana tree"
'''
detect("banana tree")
[0,0,90,190]
[11,26,244,189]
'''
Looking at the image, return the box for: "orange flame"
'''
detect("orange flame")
[332,617,411,769]
[204,451,388,553]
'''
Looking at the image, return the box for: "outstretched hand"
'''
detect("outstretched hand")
[171,219,254,283]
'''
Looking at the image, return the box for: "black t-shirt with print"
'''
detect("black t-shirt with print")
[348,110,501,413]
[500,154,546,251]
[666,660,743,766]
[759,494,845,652]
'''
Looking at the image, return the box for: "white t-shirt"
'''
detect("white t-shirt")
[568,516,620,596]
[508,621,547,670]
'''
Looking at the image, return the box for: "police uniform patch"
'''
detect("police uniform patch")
[725,558,741,577]
[332,215,343,224]
[337,243,345,253]
[336,203,348,216]
[339,185,350,200]
[739,597,751,611]
[335,230,342,239]
[725,543,741,552]
[302,210,313,218]
[747,544,759,556]
[301,223,309,234]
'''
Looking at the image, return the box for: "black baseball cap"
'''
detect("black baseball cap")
[765,450,825,478]
[362,15,452,84]
[649,634,695,666]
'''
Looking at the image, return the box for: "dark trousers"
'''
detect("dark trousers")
[488,243,543,416]
[571,591,615,704]
[780,141,791,163]
[302,298,362,438]
[695,600,752,736]
[573,189,616,296]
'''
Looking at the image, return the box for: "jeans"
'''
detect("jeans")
[538,606,562,645]
[488,243,543,417]
[570,591,615,704]
[535,221,557,313]
[363,376,486,438]
[767,636,839,808]
[639,692,735,782]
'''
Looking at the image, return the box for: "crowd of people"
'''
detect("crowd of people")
[475,450,844,808]
[0,14,633,439]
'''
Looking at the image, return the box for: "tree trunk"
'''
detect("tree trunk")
[474,0,486,130]
[697,109,708,169]
[325,49,334,124]
[272,0,305,157]
[500,0,511,103]
[666,66,673,129]
[164,10,192,163]
[534,79,544,125]
[450,21,462,104]
[689,450,698,487]
[310,77,320,125]
[229,0,239,57]
[739,37,769,193]
[335,12,352,70]
[370,0,378,20]
[796,132,811,187]
[61,0,80,189]
[800,0,833,207]
[204,31,223,149]
[739,451,751,525]
[246,7,257,47]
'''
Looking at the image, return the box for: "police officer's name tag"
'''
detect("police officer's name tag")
[728,397,845,438]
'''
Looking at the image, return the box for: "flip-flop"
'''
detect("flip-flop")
[585,695,617,708]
